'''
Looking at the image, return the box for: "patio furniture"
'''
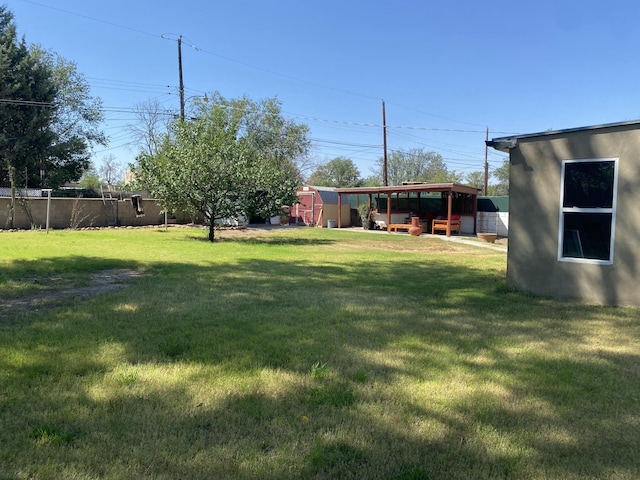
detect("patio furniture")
[388,223,411,233]
[432,215,461,235]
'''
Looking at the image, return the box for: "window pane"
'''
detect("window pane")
[562,212,612,260]
[563,161,615,208]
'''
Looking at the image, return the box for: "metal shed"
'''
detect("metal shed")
[292,186,351,228]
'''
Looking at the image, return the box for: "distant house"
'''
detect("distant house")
[292,186,351,228]
[488,120,640,306]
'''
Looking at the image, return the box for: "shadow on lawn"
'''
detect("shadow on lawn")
[188,229,339,247]
[0,256,135,282]
[1,255,639,478]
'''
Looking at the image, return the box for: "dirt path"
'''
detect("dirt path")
[0,269,144,314]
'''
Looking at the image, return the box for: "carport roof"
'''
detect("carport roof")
[334,183,480,196]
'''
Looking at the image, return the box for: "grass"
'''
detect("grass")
[0,226,638,479]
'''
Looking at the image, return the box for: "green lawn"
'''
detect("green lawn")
[0,226,638,479]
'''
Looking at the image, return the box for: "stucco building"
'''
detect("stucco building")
[488,120,640,306]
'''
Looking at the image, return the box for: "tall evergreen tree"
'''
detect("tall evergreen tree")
[0,6,106,227]
[0,6,56,226]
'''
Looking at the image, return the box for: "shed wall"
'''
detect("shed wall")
[293,188,352,227]
[318,203,351,228]
[508,124,640,306]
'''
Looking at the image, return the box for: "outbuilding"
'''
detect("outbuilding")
[488,120,640,306]
[292,186,351,228]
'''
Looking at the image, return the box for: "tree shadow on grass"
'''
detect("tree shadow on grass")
[1,255,639,478]
[188,234,339,247]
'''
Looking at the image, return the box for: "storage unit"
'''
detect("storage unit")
[292,186,351,228]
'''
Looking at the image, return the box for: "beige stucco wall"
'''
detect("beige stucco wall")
[0,197,165,230]
[507,123,640,306]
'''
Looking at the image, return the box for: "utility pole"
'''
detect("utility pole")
[382,100,388,186]
[161,33,186,120]
[178,35,185,121]
[484,127,489,196]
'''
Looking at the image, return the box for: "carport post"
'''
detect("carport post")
[446,190,453,237]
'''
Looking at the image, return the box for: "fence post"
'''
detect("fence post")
[43,189,52,234]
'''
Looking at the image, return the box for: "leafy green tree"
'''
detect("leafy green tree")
[135,93,309,241]
[361,175,382,187]
[465,171,485,191]
[371,148,461,185]
[487,159,509,196]
[31,46,106,188]
[306,157,361,187]
[78,165,101,192]
[239,96,309,184]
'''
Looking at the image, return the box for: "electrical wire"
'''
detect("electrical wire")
[18,1,519,134]
[18,0,158,38]
[0,98,55,107]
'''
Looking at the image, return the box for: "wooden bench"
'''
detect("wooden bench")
[431,218,461,235]
[388,223,411,233]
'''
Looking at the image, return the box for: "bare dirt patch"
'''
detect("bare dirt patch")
[0,269,145,314]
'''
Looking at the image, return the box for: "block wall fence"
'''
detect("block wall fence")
[1,197,511,236]
[0,197,165,230]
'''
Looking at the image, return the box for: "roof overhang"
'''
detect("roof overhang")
[485,138,517,152]
[487,119,640,153]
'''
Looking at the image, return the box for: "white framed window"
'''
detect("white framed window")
[558,158,618,265]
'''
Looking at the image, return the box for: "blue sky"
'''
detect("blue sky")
[9,0,640,182]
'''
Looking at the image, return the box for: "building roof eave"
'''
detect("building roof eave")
[485,139,517,152]
[487,119,640,153]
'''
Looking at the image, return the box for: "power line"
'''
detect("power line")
[18,1,523,139]
[18,2,509,133]
[0,98,55,107]
[19,0,158,39]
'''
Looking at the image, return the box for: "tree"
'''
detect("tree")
[0,6,105,210]
[98,154,124,188]
[237,96,309,190]
[487,159,509,196]
[306,157,361,187]
[465,171,485,191]
[0,6,56,227]
[129,98,171,157]
[371,148,462,185]
[31,46,106,188]
[361,175,382,187]
[134,93,309,241]
[78,165,101,192]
